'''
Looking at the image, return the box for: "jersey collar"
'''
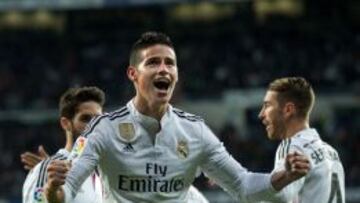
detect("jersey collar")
[127,100,173,135]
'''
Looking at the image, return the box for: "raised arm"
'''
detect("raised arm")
[44,117,108,203]
[199,123,309,202]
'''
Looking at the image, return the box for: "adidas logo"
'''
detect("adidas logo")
[123,143,135,152]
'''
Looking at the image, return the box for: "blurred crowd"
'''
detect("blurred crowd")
[0,9,359,110]
[0,4,359,200]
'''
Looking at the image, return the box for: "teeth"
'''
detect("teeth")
[155,78,170,83]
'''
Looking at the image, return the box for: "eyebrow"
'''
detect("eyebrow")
[80,113,93,117]
[79,113,99,118]
[165,57,176,64]
[147,55,175,61]
[79,113,93,118]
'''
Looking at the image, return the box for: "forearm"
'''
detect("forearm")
[202,153,277,201]
[271,170,293,191]
[44,185,65,203]
[271,151,310,191]
[269,169,306,202]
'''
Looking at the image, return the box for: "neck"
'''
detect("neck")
[284,119,309,139]
[64,131,74,152]
[133,97,168,121]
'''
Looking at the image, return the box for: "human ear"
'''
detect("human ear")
[283,102,296,119]
[60,117,72,132]
[127,66,137,81]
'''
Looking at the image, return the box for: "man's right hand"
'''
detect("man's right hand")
[44,160,70,203]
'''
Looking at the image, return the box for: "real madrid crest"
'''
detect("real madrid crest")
[118,123,135,142]
[176,140,189,159]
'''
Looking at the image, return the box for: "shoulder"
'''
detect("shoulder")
[172,107,204,123]
[34,151,68,175]
[289,130,343,166]
[170,108,208,140]
[30,152,68,188]
[289,130,322,154]
[276,134,318,160]
[107,105,131,121]
[82,106,130,138]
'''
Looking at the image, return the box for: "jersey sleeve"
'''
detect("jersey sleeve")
[23,161,49,203]
[23,155,67,203]
[63,116,109,202]
[198,122,278,202]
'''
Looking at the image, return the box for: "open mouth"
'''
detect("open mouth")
[153,80,170,91]
[262,121,270,130]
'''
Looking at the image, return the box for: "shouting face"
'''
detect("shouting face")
[128,44,178,107]
[258,91,287,140]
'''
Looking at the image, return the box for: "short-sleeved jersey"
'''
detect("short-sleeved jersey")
[64,100,279,203]
[268,128,345,203]
[22,149,102,203]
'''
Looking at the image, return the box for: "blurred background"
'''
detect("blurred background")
[0,0,359,202]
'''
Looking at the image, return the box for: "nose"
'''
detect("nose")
[158,61,169,73]
[258,109,264,120]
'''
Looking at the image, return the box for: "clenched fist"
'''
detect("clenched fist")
[285,151,310,180]
[43,160,71,203]
[271,151,310,191]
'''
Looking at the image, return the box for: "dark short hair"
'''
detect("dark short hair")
[129,31,174,66]
[59,86,105,119]
[268,77,315,119]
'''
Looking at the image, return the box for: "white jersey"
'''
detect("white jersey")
[64,100,279,203]
[22,149,102,203]
[187,186,209,203]
[267,128,345,203]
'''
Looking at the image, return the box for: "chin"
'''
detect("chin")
[154,97,170,105]
[267,133,276,140]
[267,135,274,140]
[158,93,172,101]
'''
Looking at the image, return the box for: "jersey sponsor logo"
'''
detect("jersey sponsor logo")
[118,123,135,142]
[118,163,184,192]
[33,187,45,202]
[118,175,185,193]
[177,140,188,159]
[123,143,135,153]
